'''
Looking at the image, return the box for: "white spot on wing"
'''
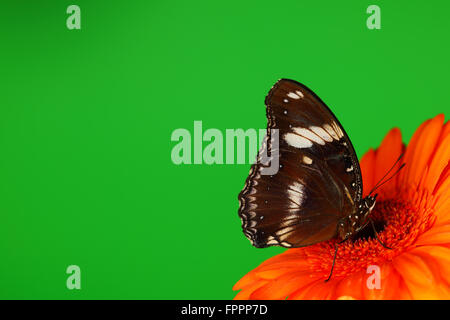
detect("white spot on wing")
[309,126,333,142]
[266,236,279,246]
[295,90,304,98]
[286,181,305,207]
[276,226,296,237]
[287,92,300,99]
[302,155,313,164]
[284,133,313,149]
[331,121,344,139]
[281,242,293,247]
[323,124,339,140]
[292,127,325,145]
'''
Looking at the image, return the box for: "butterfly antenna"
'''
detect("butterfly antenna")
[369,163,406,196]
[368,153,405,196]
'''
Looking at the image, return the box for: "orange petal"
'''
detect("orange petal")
[333,270,365,300]
[373,128,403,197]
[434,162,450,198]
[415,224,450,246]
[395,277,414,299]
[393,250,450,299]
[258,249,306,268]
[402,115,445,190]
[434,196,450,227]
[399,119,429,185]
[255,256,311,273]
[425,132,450,194]
[437,120,450,148]
[412,245,450,287]
[234,280,269,300]
[250,271,318,300]
[233,268,261,290]
[289,277,338,300]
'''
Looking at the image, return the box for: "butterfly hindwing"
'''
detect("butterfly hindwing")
[238,79,363,248]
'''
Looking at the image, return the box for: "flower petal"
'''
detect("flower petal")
[415,224,450,246]
[289,278,338,300]
[250,271,318,300]
[401,115,445,191]
[233,272,259,291]
[434,162,450,199]
[434,195,450,227]
[393,250,450,299]
[373,128,403,197]
[399,119,429,186]
[333,270,365,300]
[425,127,450,193]
[234,280,270,300]
[412,245,450,287]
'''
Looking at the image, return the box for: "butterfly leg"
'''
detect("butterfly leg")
[369,218,392,250]
[325,238,349,282]
[325,244,339,282]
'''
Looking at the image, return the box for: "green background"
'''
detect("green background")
[0,1,448,299]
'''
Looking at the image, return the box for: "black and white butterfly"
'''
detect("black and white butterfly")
[238,79,396,271]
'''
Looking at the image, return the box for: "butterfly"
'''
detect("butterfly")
[238,79,401,280]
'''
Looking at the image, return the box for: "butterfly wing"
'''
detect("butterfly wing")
[238,79,363,248]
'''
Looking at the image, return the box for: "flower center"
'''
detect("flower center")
[304,198,435,279]
[352,219,387,242]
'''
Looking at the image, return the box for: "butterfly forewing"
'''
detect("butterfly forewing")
[238,79,363,248]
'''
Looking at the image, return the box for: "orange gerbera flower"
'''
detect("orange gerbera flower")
[233,114,450,300]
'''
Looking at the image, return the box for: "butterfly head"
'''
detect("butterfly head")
[338,194,377,240]
[364,194,377,212]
